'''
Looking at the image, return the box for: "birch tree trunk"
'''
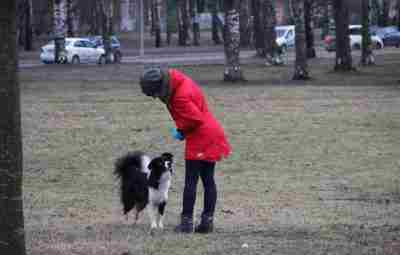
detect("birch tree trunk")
[304,0,316,58]
[54,0,67,63]
[263,0,283,65]
[252,0,266,57]
[333,0,354,71]
[239,0,251,48]
[292,0,310,80]
[190,0,200,46]
[0,1,26,255]
[361,0,374,66]
[224,0,245,82]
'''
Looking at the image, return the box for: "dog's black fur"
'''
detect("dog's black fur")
[114,151,173,226]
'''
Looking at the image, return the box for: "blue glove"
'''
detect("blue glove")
[171,128,185,141]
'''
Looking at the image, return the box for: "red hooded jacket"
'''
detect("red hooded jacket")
[167,69,231,162]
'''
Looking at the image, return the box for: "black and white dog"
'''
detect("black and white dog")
[114,151,173,230]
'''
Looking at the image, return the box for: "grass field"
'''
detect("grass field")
[21,52,400,255]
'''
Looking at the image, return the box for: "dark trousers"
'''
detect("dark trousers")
[182,160,217,219]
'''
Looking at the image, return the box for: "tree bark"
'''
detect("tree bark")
[24,0,33,51]
[66,0,74,36]
[54,0,67,63]
[224,0,245,82]
[0,1,26,255]
[397,0,400,30]
[361,0,374,66]
[304,0,316,58]
[252,0,266,57]
[177,0,190,46]
[292,0,310,80]
[333,0,354,71]
[190,0,201,46]
[211,0,222,44]
[152,0,162,47]
[263,0,282,65]
[100,0,114,63]
[239,0,251,48]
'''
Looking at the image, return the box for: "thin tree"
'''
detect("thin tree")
[333,0,354,71]
[177,0,190,46]
[53,0,67,63]
[152,0,162,47]
[361,0,375,65]
[292,0,310,80]
[239,0,251,48]
[0,1,26,255]
[66,0,74,37]
[190,0,201,46]
[210,0,223,44]
[252,0,266,57]
[397,0,400,30]
[304,0,316,58]
[224,0,245,82]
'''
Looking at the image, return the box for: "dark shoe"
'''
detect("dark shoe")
[174,216,193,234]
[194,216,214,234]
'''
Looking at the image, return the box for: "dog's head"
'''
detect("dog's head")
[147,152,174,189]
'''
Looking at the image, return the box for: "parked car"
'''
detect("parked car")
[88,35,123,63]
[374,26,400,47]
[40,38,106,64]
[324,25,384,51]
[275,25,295,52]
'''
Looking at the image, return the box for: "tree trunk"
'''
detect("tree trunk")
[24,0,33,51]
[304,0,316,58]
[397,0,400,30]
[292,0,310,80]
[0,1,26,255]
[190,0,201,46]
[252,0,266,57]
[361,0,374,66]
[223,0,245,82]
[381,0,390,27]
[166,0,177,45]
[66,0,74,36]
[152,0,162,47]
[211,0,222,44]
[333,0,354,71]
[100,0,113,63]
[177,0,190,46]
[263,0,282,65]
[54,0,67,64]
[239,0,251,48]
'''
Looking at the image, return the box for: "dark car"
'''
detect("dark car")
[375,26,400,48]
[88,35,123,63]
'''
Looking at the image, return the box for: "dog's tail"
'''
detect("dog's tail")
[114,151,149,216]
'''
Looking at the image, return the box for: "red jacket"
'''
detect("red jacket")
[167,69,231,162]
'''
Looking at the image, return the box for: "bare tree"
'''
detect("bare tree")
[361,0,375,65]
[0,1,26,255]
[152,0,162,47]
[53,0,67,63]
[292,0,310,80]
[190,0,201,46]
[224,0,245,82]
[304,0,316,58]
[333,0,354,71]
[397,0,400,29]
[66,0,74,36]
[239,0,251,48]
[177,0,190,46]
[210,0,223,44]
[252,0,266,57]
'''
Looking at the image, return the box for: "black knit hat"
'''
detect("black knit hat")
[139,67,164,96]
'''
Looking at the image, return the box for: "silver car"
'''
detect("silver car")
[40,38,106,64]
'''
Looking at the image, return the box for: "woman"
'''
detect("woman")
[139,67,231,233]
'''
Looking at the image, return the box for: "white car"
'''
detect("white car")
[349,25,384,50]
[40,38,106,64]
[275,25,295,52]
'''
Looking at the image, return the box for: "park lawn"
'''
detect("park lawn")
[20,52,400,255]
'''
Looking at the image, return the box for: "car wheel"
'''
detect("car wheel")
[71,55,80,64]
[98,55,106,65]
[375,42,383,50]
[280,44,287,54]
[113,51,122,63]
